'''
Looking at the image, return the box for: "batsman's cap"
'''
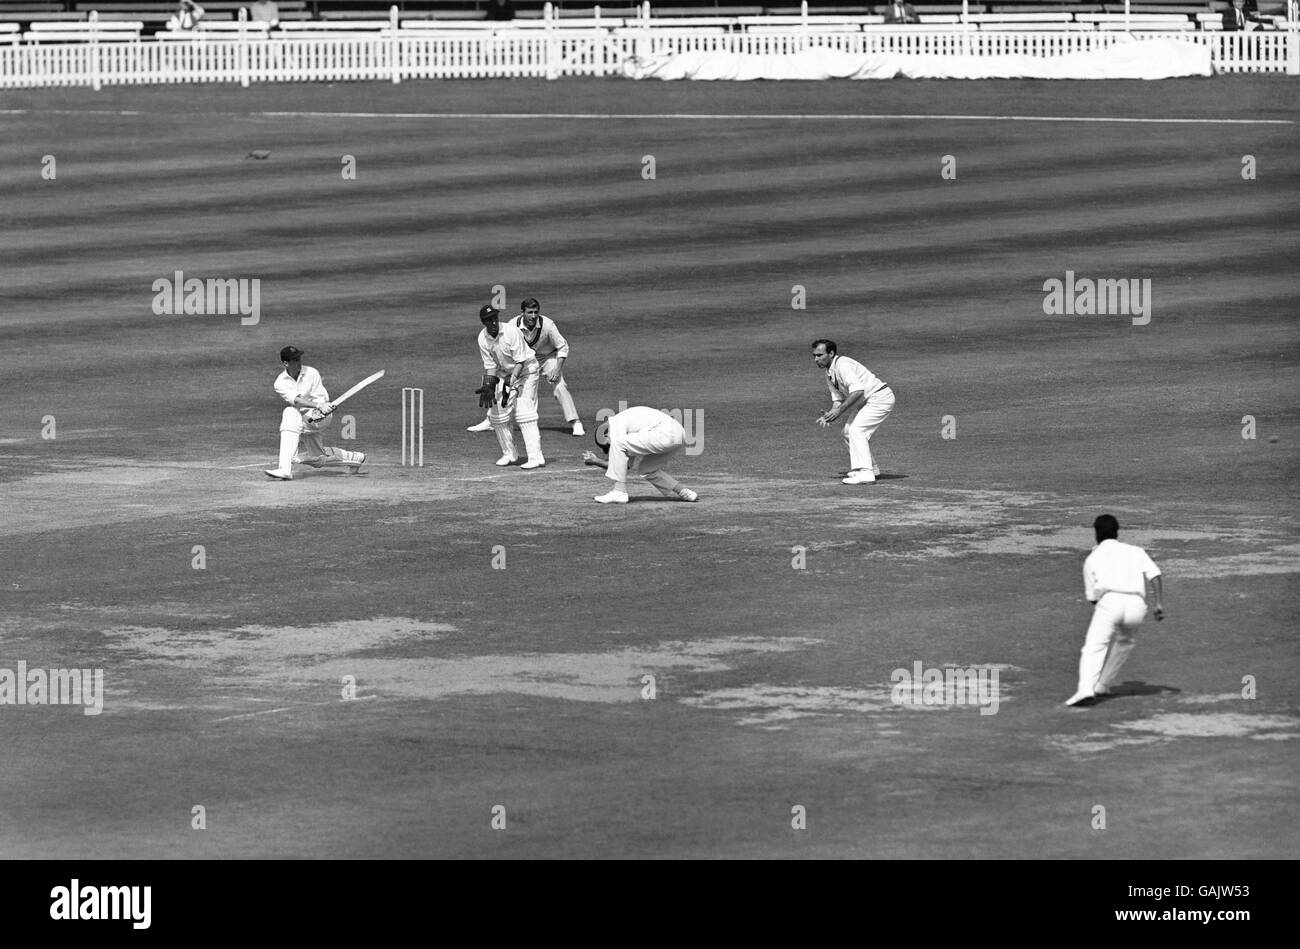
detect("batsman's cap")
[479,305,500,322]
[280,345,304,362]
[594,420,610,455]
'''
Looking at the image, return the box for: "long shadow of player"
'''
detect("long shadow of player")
[1092,682,1182,704]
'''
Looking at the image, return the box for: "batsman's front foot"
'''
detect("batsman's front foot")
[594,490,629,504]
[676,488,699,502]
[467,418,492,433]
[571,421,585,437]
[349,452,366,471]
[495,454,518,467]
[841,470,877,485]
[264,468,293,481]
[520,458,546,470]
[1064,692,1098,707]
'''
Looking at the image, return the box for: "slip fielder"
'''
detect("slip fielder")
[475,304,546,469]
[468,298,584,437]
[265,345,366,481]
[812,339,895,485]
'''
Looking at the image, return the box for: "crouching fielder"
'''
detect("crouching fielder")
[582,406,698,504]
[265,345,366,481]
[812,338,894,485]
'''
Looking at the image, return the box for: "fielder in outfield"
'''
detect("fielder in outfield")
[1066,515,1166,707]
[582,406,698,504]
[812,339,894,485]
[476,304,546,469]
[265,345,366,480]
[468,298,584,437]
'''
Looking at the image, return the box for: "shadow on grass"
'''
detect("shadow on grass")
[1097,682,1183,703]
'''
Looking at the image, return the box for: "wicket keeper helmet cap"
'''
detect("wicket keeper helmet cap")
[479,305,501,322]
[280,345,304,362]
[594,420,610,455]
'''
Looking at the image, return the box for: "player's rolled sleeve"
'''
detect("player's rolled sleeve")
[548,322,570,359]
[840,364,870,395]
[304,372,328,403]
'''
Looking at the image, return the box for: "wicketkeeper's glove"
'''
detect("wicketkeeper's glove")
[475,375,498,410]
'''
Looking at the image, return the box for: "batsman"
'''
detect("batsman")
[264,345,369,481]
[474,304,546,469]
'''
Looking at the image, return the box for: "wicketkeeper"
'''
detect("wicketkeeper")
[475,305,545,469]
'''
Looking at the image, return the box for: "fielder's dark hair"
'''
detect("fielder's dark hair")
[811,339,837,355]
[1094,514,1120,542]
[520,297,540,311]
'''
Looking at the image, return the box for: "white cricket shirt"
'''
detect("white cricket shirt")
[1083,539,1162,602]
[479,321,538,375]
[825,354,887,403]
[274,365,329,404]
[512,314,569,360]
[608,406,676,440]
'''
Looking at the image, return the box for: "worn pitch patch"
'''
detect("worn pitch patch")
[1114,712,1300,740]
[1162,543,1300,579]
[1052,707,1300,755]
[683,663,1020,728]
[98,620,824,713]
[681,685,896,727]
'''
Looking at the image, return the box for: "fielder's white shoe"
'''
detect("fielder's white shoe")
[1065,692,1097,707]
[594,490,629,504]
[842,470,877,485]
[520,458,546,470]
[495,455,518,467]
[467,418,492,433]
[677,488,699,502]
[264,468,293,481]
[571,421,585,437]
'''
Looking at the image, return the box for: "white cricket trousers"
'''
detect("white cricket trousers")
[606,417,687,492]
[843,388,894,473]
[540,356,579,423]
[1076,592,1147,696]
[278,406,362,469]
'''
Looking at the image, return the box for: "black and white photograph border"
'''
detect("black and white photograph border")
[1,0,1296,896]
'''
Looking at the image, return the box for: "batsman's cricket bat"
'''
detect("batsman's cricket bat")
[329,369,385,410]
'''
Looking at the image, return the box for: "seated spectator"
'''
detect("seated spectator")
[249,0,279,26]
[166,0,205,30]
[883,0,919,24]
[1222,0,1266,29]
[484,0,516,20]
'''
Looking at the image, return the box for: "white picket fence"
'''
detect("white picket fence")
[1,8,1297,87]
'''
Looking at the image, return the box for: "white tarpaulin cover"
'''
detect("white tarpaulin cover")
[626,37,1213,81]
